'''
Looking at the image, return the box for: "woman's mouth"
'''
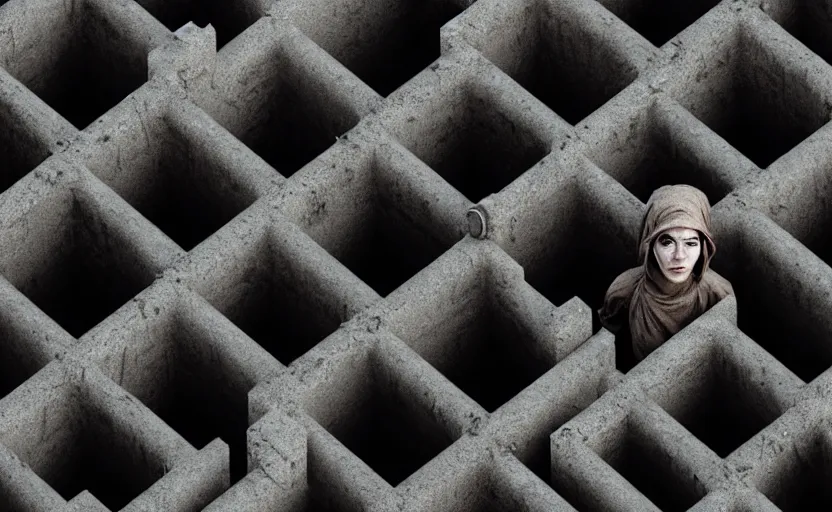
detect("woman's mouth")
[670,267,687,273]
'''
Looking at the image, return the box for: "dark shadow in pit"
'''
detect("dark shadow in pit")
[516,405,602,512]
[784,202,832,273]
[133,160,252,252]
[0,478,29,512]
[128,320,253,485]
[403,90,550,202]
[657,348,782,458]
[477,1,638,125]
[332,391,453,486]
[728,282,832,382]
[304,0,464,96]
[15,197,155,338]
[0,329,50,400]
[0,102,52,195]
[671,368,777,458]
[712,233,832,383]
[298,455,357,512]
[231,65,360,179]
[596,424,706,512]
[613,142,730,206]
[323,175,456,297]
[207,240,345,365]
[760,433,832,512]
[291,156,463,298]
[777,1,832,66]
[587,108,735,207]
[14,2,148,129]
[152,366,250,484]
[35,402,166,510]
[677,28,829,169]
[113,119,257,252]
[133,0,262,48]
[596,0,721,47]
[399,274,559,412]
[520,192,637,373]
[429,296,554,412]
[310,352,457,487]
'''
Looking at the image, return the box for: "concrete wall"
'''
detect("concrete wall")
[0,0,829,510]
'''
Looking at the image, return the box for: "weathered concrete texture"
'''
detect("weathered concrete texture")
[0,0,829,510]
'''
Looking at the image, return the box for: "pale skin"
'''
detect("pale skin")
[652,227,702,284]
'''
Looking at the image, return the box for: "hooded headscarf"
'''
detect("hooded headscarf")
[598,185,734,360]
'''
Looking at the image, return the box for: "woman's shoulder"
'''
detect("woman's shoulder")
[598,267,643,333]
[701,269,735,299]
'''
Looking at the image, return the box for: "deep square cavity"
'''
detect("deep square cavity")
[201,237,345,365]
[116,315,254,485]
[208,55,361,178]
[512,185,636,368]
[8,389,167,510]
[397,279,557,412]
[595,0,721,47]
[774,0,832,66]
[286,443,372,512]
[585,104,736,206]
[757,432,832,511]
[655,350,781,458]
[476,0,639,125]
[95,117,258,251]
[0,323,52,400]
[436,474,521,512]
[296,159,462,297]
[2,193,156,338]
[399,88,550,202]
[307,351,457,486]
[713,234,832,383]
[595,421,707,511]
[290,0,465,96]
[674,26,830,169]
[133,0,263,48]
[0,1,150,129]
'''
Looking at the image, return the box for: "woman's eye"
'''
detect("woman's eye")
[661,239,674,246]
[686,241,699,247]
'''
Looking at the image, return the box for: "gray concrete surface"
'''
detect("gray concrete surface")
[0,0,829,510]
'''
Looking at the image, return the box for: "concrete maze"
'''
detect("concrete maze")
[0,0,831,510]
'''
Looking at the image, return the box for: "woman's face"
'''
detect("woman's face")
[652,227,702,284]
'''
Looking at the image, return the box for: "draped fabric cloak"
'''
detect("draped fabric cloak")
[598,185,734,361]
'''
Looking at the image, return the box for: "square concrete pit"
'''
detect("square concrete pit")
[0,0,832,510]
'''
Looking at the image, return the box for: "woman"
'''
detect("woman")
[598,184,734,361]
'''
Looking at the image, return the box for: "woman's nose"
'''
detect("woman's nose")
[672,245,686,259]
